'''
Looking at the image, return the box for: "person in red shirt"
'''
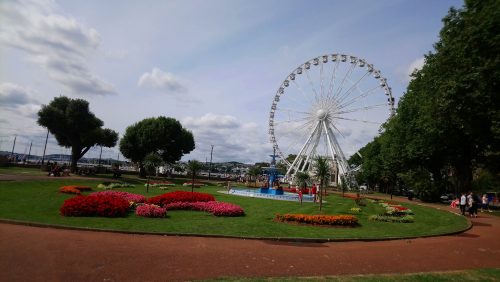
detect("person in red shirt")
[312,184,317,203]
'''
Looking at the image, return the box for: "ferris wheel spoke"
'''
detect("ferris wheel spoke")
[272,116,312,126]
[336,103,387,115]
[327,59,341,98]
[275,107,310,116]
[305,69,320,103]
[320,61,325,101]
[337,85,382,110]
[335,116,380,125]
[291,80,314,105]
[279,122,317,156]
[330,63,356,102]
[335,71,370,106]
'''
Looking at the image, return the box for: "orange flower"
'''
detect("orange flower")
[275,213,358,226]
[59,185,92,194]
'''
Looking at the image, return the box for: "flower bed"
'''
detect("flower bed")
[148,191,215,207]
[379,202,414,216]
[369,215,415,223]
[97,183,135,190]
[350,207,361,213]
[59,185,92,194]
[90,191,146,204]
[182,182,205,187]
[60,194,129,217]
[135,204,167,218]
[274,214,358,226]
[145,181,175,188]
[165,201,245,217]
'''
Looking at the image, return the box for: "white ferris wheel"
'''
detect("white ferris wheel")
[268,53,396,188]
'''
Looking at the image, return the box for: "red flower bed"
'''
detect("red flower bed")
[90,191,146,203]
[275,214,358,226]
[165,201,244,216]
[390,205,409,211]
[60,194,129,217]
[59,185,92,194]
[148,191,215,207]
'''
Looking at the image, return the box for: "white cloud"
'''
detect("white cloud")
[183,113,239,129]
[0,82,39,107]
[407,57,425,78]
[182,113,270,163]
[138,68,187,94]
[0,0,115,95]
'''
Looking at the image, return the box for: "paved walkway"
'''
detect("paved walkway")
[1,196,499,281]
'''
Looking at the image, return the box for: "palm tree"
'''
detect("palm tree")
[187,160,202,192]
[313,156,330,211]
[143,153,164,193]
[247,166,262,188]
[294,171,310,193]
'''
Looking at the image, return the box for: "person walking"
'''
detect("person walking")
[481,194,488,213]
[459,192,467,215]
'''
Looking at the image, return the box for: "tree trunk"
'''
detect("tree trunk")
[138,162,146,178]
[455,162,473,193]
[319,178,323,211]
[146,175,150,193]
[70,147,80,173]
[191,172,195,193]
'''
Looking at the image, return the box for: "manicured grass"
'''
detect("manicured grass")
[200,268,500,281]
[0,166,48,176]
[0,171,469,239]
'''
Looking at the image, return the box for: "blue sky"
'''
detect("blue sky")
[0,0,463,163]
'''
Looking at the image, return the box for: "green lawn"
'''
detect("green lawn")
[0,169,469,239]
[200,268,500,282]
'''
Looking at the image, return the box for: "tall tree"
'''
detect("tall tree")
[187,160,202,192]
[143,153,164,193]
[120,117,195,177]
[313,156,330,211]
[294,171,310,192]
[351,0,500,200]
[37,96,118,172]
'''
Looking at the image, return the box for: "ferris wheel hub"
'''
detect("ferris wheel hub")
[316,109,328,120]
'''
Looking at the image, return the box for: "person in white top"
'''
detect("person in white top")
[459,192,467,215]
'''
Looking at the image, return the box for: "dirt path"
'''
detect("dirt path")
[1,197,499,282]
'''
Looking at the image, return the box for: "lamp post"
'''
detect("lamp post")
[208,145,214,180]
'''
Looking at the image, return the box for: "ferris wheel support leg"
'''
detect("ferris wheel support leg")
[286,121,320,176]
[322,121,339,166]
[326,124,358,190]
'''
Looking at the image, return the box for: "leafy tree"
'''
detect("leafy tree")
[187,160,202,192]
[143,153,164,193]
[294,171,310,192]
[313,156,330,211]
[351,0,500,200]
[120,116,194,177]
[247,166,262,187]
[37,96,118,172]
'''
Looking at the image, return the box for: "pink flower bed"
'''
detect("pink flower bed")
[135,204,167,218]
[90,191,146,203]
[165,201,245,216]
